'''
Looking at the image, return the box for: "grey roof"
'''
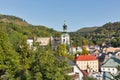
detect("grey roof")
[102,57,120,67]
[67,59,76,66]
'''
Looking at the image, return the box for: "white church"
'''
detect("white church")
[61,22,70,46]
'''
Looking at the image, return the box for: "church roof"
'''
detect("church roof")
[76,54,97,61]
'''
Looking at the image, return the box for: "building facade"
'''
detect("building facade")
[76,54,99,72]
[35,36,53,46]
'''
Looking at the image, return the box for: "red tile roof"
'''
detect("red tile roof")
[76,54,97,61]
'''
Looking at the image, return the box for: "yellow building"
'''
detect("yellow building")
[76,54,99,72]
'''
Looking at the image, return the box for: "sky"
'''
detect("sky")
[0,0,120,31]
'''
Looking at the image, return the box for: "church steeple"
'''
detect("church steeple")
[61,21,70,45]
[63,21,67,32]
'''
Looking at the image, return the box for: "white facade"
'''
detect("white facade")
[67,61,84,80]
[76,60,99,72]
[76,46,82,52]
[68,65,83,80]
[70,47,77,53]
[61,33,70,45]
[101,67,118,74]
[101,57,120,75]
[70,46,83,54]
[61,23,70,45]
[27,38,34,47]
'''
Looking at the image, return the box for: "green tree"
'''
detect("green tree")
[84,76,96,80]
[29,45,71,80]
[57,44,68,56]
[16,34,31,80]
[0,31,21,80]
[81,48,89,55]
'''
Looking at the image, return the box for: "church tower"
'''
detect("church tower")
[61,21,70,45]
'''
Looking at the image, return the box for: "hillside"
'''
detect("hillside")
[0,14,30,26]
[0,14,61,50]
[73,22,120,47]
[1,14,120,47]
[0,14,60,37]
[76,26,98,35]
[76,27,98,34]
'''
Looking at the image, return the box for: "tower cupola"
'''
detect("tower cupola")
[63,21,67,32]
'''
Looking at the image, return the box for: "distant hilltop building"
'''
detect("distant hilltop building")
[35,37,53,46]
[27,36,53,48]
[61,21,70,46]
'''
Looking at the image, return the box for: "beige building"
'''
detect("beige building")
[103,47,120,53]
[35,37,53,46]
[76,54,99,72]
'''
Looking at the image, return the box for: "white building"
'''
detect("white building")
[70,46,83,54]
[27,38,34,48]
[67,59,84,80]
[101,57,120,74]
[61,22,70,45]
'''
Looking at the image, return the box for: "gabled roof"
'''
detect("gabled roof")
[67,58,76,66]
[76,54,97,61]
[102,57,120,67]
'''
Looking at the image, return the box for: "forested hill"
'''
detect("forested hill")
[0,14,30,26]
[72,22,120,47]
[1,14,120,47]
[76,27,98,34]
[76,22,120,36]
[0,14,60,37]
[95,22,120,34]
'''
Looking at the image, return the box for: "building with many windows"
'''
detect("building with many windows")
[76,54,99,72]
